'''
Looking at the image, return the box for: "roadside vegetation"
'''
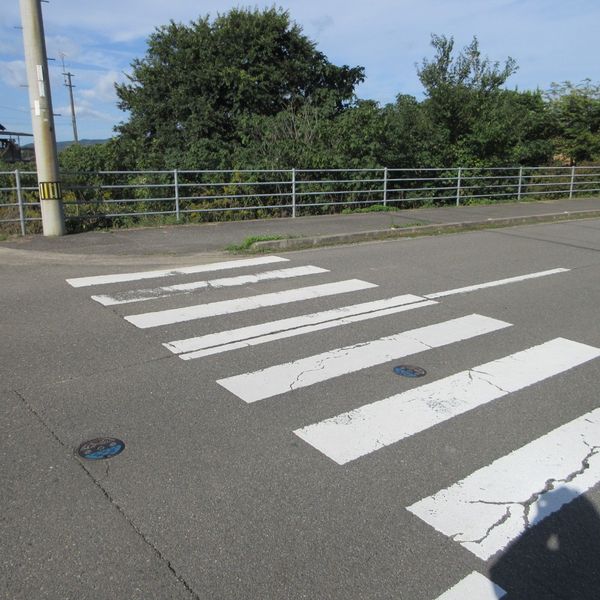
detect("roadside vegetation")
[1,7,599,234]
[55,8,599,173]
[225,234,288,253]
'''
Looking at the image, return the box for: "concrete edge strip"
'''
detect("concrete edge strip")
[250,209,600,251]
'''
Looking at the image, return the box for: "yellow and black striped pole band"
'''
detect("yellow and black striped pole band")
[39,181,62,200]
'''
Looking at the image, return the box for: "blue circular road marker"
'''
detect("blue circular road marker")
[77,437,125,460]
[393,365,427,378]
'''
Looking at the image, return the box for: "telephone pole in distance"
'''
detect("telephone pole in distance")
[61,53,79,144]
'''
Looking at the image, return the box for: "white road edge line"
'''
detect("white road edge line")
[165,293,430,356]
[91,265,330,306]
[65,256,289,287]
[124,279,378,329]
[408,405,600,561]
[424,267,569,299]
[217,314,511,403]
[433,572,506,600]
[294,338,600,465]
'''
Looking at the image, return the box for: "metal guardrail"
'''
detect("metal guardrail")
[1,166,600,235]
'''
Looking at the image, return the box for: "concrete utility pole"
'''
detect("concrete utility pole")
[61,54,79,144]
[19,0,66,236]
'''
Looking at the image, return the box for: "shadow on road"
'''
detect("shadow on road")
[489,486,600,599]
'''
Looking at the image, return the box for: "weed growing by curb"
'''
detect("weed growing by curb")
[390,221,425,229]
[341,204,399,214]
[226,234,288,253]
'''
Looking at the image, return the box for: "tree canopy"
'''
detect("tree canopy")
[545,80,600,164]
[61,9,600,172]
[114,8,364,167]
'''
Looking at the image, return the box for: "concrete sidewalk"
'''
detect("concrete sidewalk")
[2,196,600,257]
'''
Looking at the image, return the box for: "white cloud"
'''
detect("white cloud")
[309,15,334,36]
[0,60,26,88]
[56,100,116,123]
[45,35,81,63]
[80,70,126,103]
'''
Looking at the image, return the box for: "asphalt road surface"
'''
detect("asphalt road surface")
[2,218,600,599]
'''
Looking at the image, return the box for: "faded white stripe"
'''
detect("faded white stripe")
[408,406,600,561]
[217,314,511,403]
[125,279,377,329]
[295,338,600,464]
[66,256,289,288]
[91,265,329,306]
[424,268,569,299]
[178,299,437,359]
[434,572,506,600]
[165,293,429,355]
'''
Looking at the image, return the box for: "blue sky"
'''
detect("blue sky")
[1,0,598,142]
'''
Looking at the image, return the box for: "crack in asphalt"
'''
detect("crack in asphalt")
[289,356,329,392]
[288,340,374,392]
[469,368,511,394]
[12,389,200,600]
[459,443,600,546]
[287,332,433,393]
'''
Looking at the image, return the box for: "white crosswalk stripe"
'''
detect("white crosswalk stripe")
[125,279,378,328]
[66,255,290,287]
[408,407,600,561]
[294,338,600,464]
[91,265,330,306]
[216,314,511,403]
[433,572,506,600]
[165,294,436,359]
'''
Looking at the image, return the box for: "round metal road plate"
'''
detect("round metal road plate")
[77,437,125,460]
[393,365,427,378]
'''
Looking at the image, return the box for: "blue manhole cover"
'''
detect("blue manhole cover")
[77,437,125,460]
[393,365,427,378]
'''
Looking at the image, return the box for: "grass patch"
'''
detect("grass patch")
[0,232,8,242]
[341,204,399,214]
[390,221,425,229]
[225,234,288,253]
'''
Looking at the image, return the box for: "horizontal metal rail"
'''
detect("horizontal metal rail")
[2,166,599,234]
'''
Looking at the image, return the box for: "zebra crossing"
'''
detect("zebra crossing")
[294,338,600,465]
[216,314,512,403]
[409,407,600,561]
[66,255,599,599]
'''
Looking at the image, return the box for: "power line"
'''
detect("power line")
[0,105,30,114]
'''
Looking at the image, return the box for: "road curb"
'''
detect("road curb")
[250,209,600,251]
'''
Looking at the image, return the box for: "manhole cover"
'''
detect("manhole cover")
[77,437,125,460]
[393,365,427,378]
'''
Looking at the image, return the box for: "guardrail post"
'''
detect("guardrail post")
[517,166,523,201]
[15,169,26,236]
[291,168,296,218]
[569,165,576,199]
[383,167,388,207]
[456,167,462,206]
[173,169,180,221]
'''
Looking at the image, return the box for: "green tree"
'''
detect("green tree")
[456,90,553,166]
[59,140,125,172]
[232,94,340,169]
[545,80,600,164]
[417,34,519,164]
[377,95,442,168]
[115,7,364,168]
